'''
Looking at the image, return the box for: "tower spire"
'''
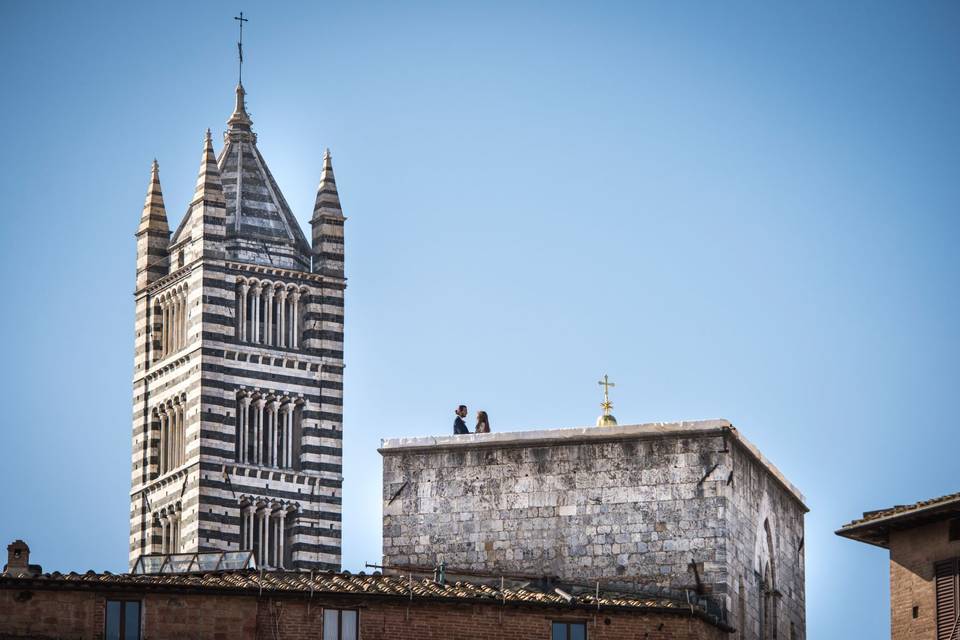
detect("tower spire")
[312,148,343,219]
[228,12,253,133]
[138,159,169,234]
[310,148,346,276]
[135,159,170,290]
[193,129,225,205]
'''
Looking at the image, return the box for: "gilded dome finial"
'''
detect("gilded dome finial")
[596,374,618,427]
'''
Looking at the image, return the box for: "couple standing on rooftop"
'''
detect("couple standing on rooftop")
[453,405,490,435]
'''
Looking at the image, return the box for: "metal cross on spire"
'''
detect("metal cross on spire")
[598,374,616,406]
[234,11,249,85]
[596,374,618,427]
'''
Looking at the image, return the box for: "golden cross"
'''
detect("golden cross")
[598,374,615,411]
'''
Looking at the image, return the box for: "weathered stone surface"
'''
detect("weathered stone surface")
[381,420,807,639]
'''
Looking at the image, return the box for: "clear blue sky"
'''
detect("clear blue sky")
[1,2,958,637]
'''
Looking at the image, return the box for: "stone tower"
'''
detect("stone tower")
[129,84,346,571]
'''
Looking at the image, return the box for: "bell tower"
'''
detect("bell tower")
[129,83,346,571]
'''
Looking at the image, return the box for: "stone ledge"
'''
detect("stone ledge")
[379,419,732,453]
[379,419,806,510]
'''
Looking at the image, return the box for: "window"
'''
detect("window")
[235,391,302,470]
[105,600,141,640]
[949,519,960,542]
[552,621,586,640]
[153,394,187,477]
[236,279,305,349]
[323,609,357,640]
[152,285,188,362]
[239,500,296,568]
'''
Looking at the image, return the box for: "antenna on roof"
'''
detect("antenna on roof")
[234,11,249,85]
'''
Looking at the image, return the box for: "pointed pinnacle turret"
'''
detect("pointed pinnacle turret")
[227,84,253,132]
[310,148,346,276]
[193,129,225,205]
[312,148,343,220]
[137,159,169,234]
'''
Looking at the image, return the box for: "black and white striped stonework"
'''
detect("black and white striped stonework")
[130,84,346,572]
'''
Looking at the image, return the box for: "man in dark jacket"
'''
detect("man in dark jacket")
[453,405,469,435]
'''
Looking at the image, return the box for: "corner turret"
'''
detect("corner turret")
[310,149,346,277]
[135,160,170,291]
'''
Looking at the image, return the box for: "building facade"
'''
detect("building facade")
[381,420,808,639]
[129,84,346,570]
[1,540,730,640]
[837,491,960,640]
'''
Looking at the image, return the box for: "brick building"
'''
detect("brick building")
[837,491,960,640]
[129,81,347,571]
[0,540,730,640]
[381,420,808,639]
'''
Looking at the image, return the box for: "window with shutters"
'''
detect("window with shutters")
[936,558,960,640]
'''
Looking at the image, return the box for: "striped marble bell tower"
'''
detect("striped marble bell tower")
[130,83,346,571]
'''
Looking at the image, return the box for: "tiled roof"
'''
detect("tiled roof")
[0,569,687,613]
[842,491,960,528]
[836,490,960,549]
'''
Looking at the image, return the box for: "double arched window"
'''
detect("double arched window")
[236,278,306,348]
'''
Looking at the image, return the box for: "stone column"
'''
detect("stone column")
[290,291,301,349]
[172,296,179,352]
[264,287,275,346]
[238,396,248,463]
[260,505,271,567]
[157,410,166,475]
[254,400,263,465]
[173,296,181,352]
[277,510,286,568]
[270,402,279,467]
[168,404,176,469]
[172,511,180,553]
[177,402,185,467]
[238,282,249,342]
[283,402,293,468]
[161,300,168,356]
[252,284,262,344]
[161,515,170,554]
[179,292,187,349]
[278,289,288,348]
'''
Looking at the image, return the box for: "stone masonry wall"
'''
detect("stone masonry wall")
[725,438,806,640]
[381,421,807,639]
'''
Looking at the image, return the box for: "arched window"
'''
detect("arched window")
[153,504,182,555]
[235,280,306,349]
[152,285,188,362]
[154,395,186,477]
[235,391,301,470]
[239,499,297,568]
[760,518,778,639]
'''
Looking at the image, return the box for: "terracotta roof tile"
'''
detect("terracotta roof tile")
[841,491,960,528]
[0,569,692,613]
